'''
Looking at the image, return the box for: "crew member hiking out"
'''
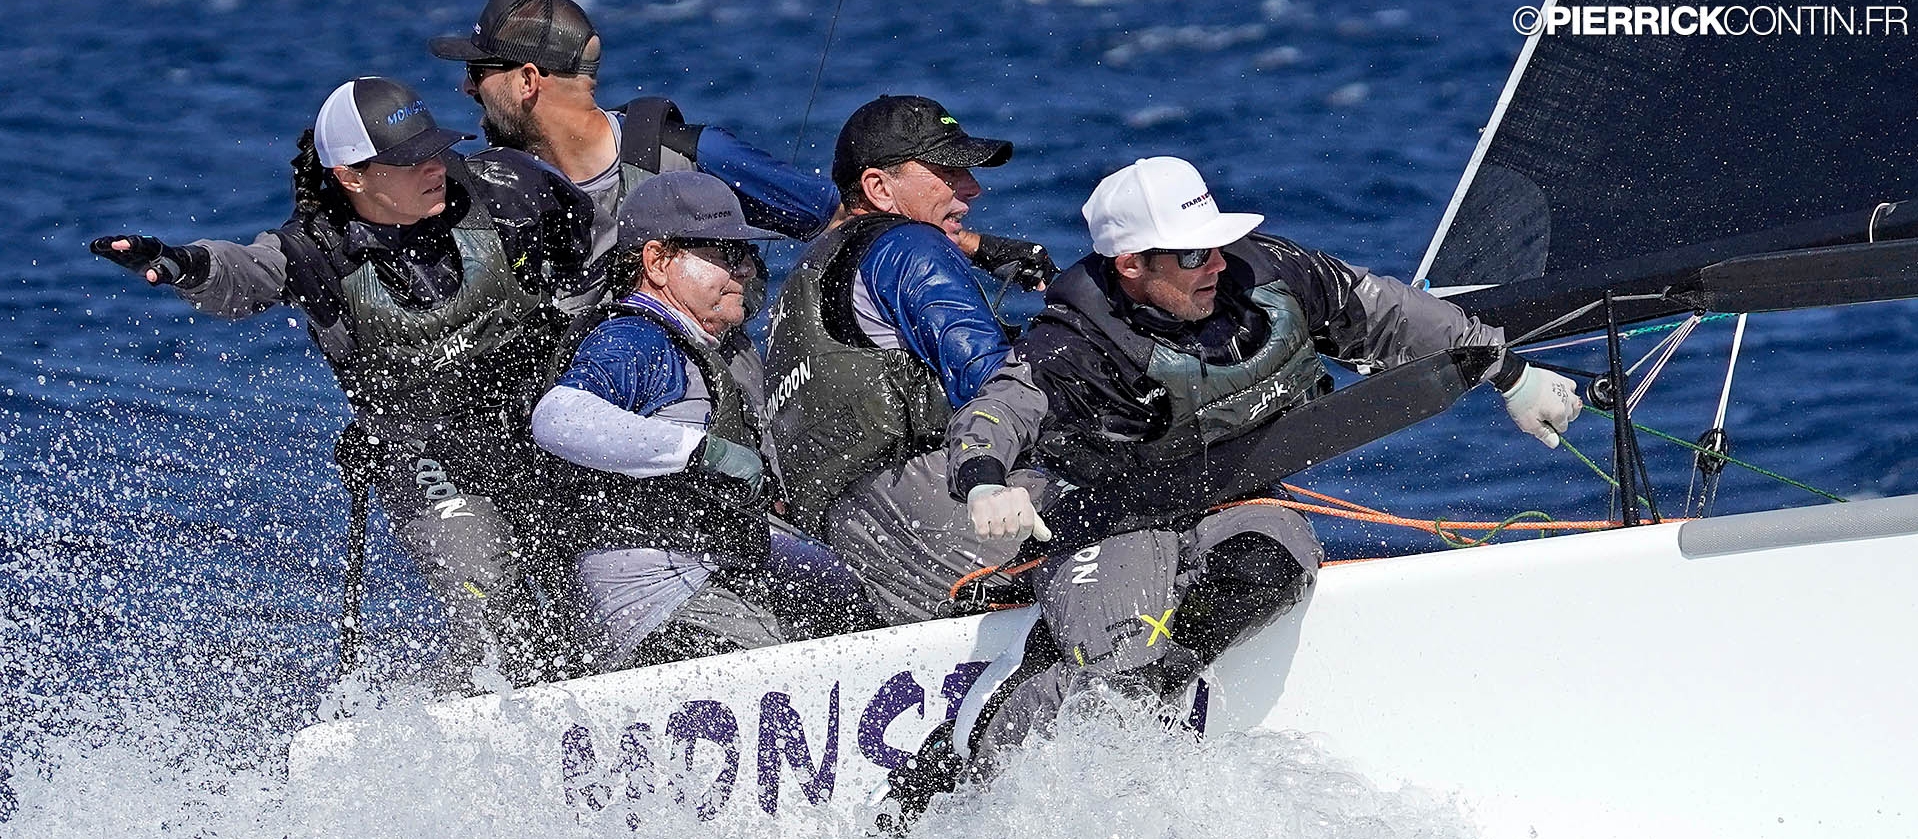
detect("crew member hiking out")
[88,77,596,688]
[879,156,1584,829]
[763,94,1060,625]
[531,171,879,670]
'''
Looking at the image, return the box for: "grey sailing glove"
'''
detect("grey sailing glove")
[690,435,765,492]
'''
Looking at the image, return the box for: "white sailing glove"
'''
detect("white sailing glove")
[966,484,1052,542]
[1500,365,1582,448]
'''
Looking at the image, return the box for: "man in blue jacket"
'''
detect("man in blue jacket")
[532,171,877,669]
[763,95,1059,625]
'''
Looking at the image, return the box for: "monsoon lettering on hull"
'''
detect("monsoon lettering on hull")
[558,662,991,822]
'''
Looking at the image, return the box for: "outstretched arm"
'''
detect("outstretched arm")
[89,231,290,319]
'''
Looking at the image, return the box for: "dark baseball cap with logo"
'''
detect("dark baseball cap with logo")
[831,95,1014,192]
[615,171,786,253]
[313,77,474,169]
[428,0,600,76]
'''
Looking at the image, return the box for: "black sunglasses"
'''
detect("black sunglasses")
[1145,246,1217,270]
[465,61,517,87]
[674,238,762,272]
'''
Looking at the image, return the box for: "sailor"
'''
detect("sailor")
[881,156,1584,824]
[429,0,841,282]
[762,94,1060,625]
[531,171,879,669]
[88,77,595,686]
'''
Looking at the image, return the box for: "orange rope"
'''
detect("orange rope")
[947,556,1046,602]
[1219,497,1620,536]
[947,485,1668,601]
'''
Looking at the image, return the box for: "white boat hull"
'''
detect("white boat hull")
[289,497,1918,837]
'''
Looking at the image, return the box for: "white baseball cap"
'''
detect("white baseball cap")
[1082,156,1264,257]
[314,77,472,169]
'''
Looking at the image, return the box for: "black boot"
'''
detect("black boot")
[872,719,967,837]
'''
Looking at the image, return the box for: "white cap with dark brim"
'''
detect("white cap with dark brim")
[314,77,473,169]
[1083,156,1264,257]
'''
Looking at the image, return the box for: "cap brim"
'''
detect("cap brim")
[1156,212,1265,251]
[680,220,787,241]
[366,126,475,167]
[428,35,498,63]
[918,135,1014,169]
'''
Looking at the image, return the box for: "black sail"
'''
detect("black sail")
[1419,17,1918,342]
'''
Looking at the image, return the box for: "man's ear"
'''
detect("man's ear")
[331,165,364,193]
[859,168,895,214]
[641,240,674,289]
[1112,252,1147,279]
[513,63,543,105]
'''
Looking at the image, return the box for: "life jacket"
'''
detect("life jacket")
[1035,234,1332,478]
[762,213,952,534]
[613,97,700,201]
[542,297,770,563]
[275,163,568,424]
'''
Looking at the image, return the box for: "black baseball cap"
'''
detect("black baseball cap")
[616,171,785,253]
[313,77,474,168]
[428,0,600,76]
[831,95,1013,192]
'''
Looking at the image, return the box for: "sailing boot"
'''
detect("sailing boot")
[871,719,967,838]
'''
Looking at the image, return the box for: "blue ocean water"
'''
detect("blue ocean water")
[5,0,1914,833]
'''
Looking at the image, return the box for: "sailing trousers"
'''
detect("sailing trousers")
[960,503,1320,769]
[825,448,1052,626]
[366,411,583,686]
[581,529,883,672]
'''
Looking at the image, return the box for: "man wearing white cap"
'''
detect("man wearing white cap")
[89,77,596,688]
[878,156,1582,825]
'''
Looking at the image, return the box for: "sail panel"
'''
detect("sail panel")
[1424,26,1918,340]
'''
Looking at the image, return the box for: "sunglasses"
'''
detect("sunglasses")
[464,61,519,87]
[675,239,762,272]
[1144,246,1217,270]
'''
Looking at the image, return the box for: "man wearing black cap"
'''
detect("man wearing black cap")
[532,171,878,669]
[762,94,1058,626]
[89,77,596,687]
[429,0,843,284]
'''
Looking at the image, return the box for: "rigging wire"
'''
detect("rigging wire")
[789,0,850,163]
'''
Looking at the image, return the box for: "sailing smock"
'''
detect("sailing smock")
[949,233,1521,495]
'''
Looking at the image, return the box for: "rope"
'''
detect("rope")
[1527,312,1738,353]
[1583,407,1848,503]
[1625,314,1701,412]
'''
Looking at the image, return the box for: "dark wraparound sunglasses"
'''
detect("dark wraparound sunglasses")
[1145,247,1217,270]
[675,238,763,272]
[465,61,517,87]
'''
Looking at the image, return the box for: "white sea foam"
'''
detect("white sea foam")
[6,690,1478,839]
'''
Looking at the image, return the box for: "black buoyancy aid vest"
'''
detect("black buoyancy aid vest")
[276,163,567,423]
[1037,234,1331,473]
[762,213,951,534]
[543,298,769,562]
[614,97,700,201]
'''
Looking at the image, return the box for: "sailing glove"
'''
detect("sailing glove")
[89,235,209,287]
[1500,364,1583,448]
[966,483,1052,542]
[691,435,764,493]
[972,234,1058,290]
